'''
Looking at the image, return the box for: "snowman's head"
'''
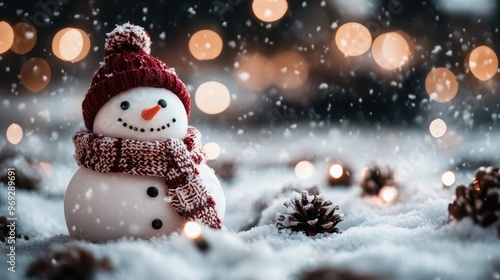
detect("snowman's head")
[93,87,188,141]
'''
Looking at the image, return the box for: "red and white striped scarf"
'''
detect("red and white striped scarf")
[72,126,222,229]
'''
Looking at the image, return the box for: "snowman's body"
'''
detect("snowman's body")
[64,87,225,241]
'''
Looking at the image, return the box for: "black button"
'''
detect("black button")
[147,187,158,197]
[152,219,163,229]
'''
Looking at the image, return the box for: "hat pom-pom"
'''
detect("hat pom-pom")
[104,22,151,56]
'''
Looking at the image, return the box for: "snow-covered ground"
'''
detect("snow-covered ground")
[1,125,500,280]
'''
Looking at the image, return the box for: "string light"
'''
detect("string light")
[183,221,209,252]
[429,118,447,138]
[188,30,223,60]
[441,171,455,187]
[329,164,344,179]
[0,21,14,54]
[252,0,288,23]
[295,160,315,180]
[335,22,372,57]
[425,67,459,103]
[52,28,91,62]
[20,57,51,93]
[379,186,398,203]
[195,81,231,114]
[204,142,221,160]
[271,50,309,90]
[6,123,23,145]
[11,22,37,55]
[468,45,498,81]
[234,52,273,92]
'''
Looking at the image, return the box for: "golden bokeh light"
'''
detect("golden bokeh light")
[335,22,372,57]
[271,50,309,90]
[11,22,37,55]
[0,21,14,54]
[425,67,459,103]
[441,171,455,187]
[468,45,498,81]
[189,30,223,61]
[329,164,344,179]
[183,221,202,239]
[295,160,315,180]
[39,162,54,177]
[234,52,274,92]
[20,57,51,93]
[381,32,411,68]
[204,142,221,160]
[52,28,91,62]
[6,123,23,145]
[379,186,398,203]
[195,81,231,114]
[372,32,412,70]
[252,0,288,23]
[429,118,447,138]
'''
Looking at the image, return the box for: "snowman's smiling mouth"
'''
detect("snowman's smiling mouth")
[117,118,177,133]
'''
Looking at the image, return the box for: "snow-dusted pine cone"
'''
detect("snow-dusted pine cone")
[448,166,500,228]
[277,190,343,236]
[360,165,397,196]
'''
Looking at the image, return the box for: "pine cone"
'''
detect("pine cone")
[448,166,500,228]
[277,190,343,236]
[360,165,397,196]
[26,246,113,280]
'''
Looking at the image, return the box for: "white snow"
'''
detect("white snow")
[1,126,499,279]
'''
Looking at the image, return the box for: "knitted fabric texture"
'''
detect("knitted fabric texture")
[72,126,222,229]
[82,23,191,131]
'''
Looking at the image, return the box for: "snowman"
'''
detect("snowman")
[64,23,225,242]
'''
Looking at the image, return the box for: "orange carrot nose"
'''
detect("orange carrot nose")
[141,105,161,121]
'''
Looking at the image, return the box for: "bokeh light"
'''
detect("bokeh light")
[379,186,398,203]
[11,22,37,55]
[381,31,412,68]
[204,142,221,160]
[20,57,51,93]
[468,45,498,81]
[429,118,447,138]
[6,123,23,145]
[52,28,91,62]
[39,162,54,177]
[195,81,231,114]
[271,51,309,90]
[0,21,14,54]
[183,221,202,239]
[252,0,288,23]
[189,30,223,61]
[234,52,273,92]
[329,164,344,179]
[335,22,372,57]
[441,171,455,187]
[425,67,459,103]
[372,32,412,70]
[295,160,315,180]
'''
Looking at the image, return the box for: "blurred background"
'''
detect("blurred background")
[0,0,499,167]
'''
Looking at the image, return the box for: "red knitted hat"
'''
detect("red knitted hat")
[82,23,191,130]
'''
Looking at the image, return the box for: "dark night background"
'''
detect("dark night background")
[1,0,499,131]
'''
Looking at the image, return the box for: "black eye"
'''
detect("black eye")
[158,99,167,108]
[120,101,130,110]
